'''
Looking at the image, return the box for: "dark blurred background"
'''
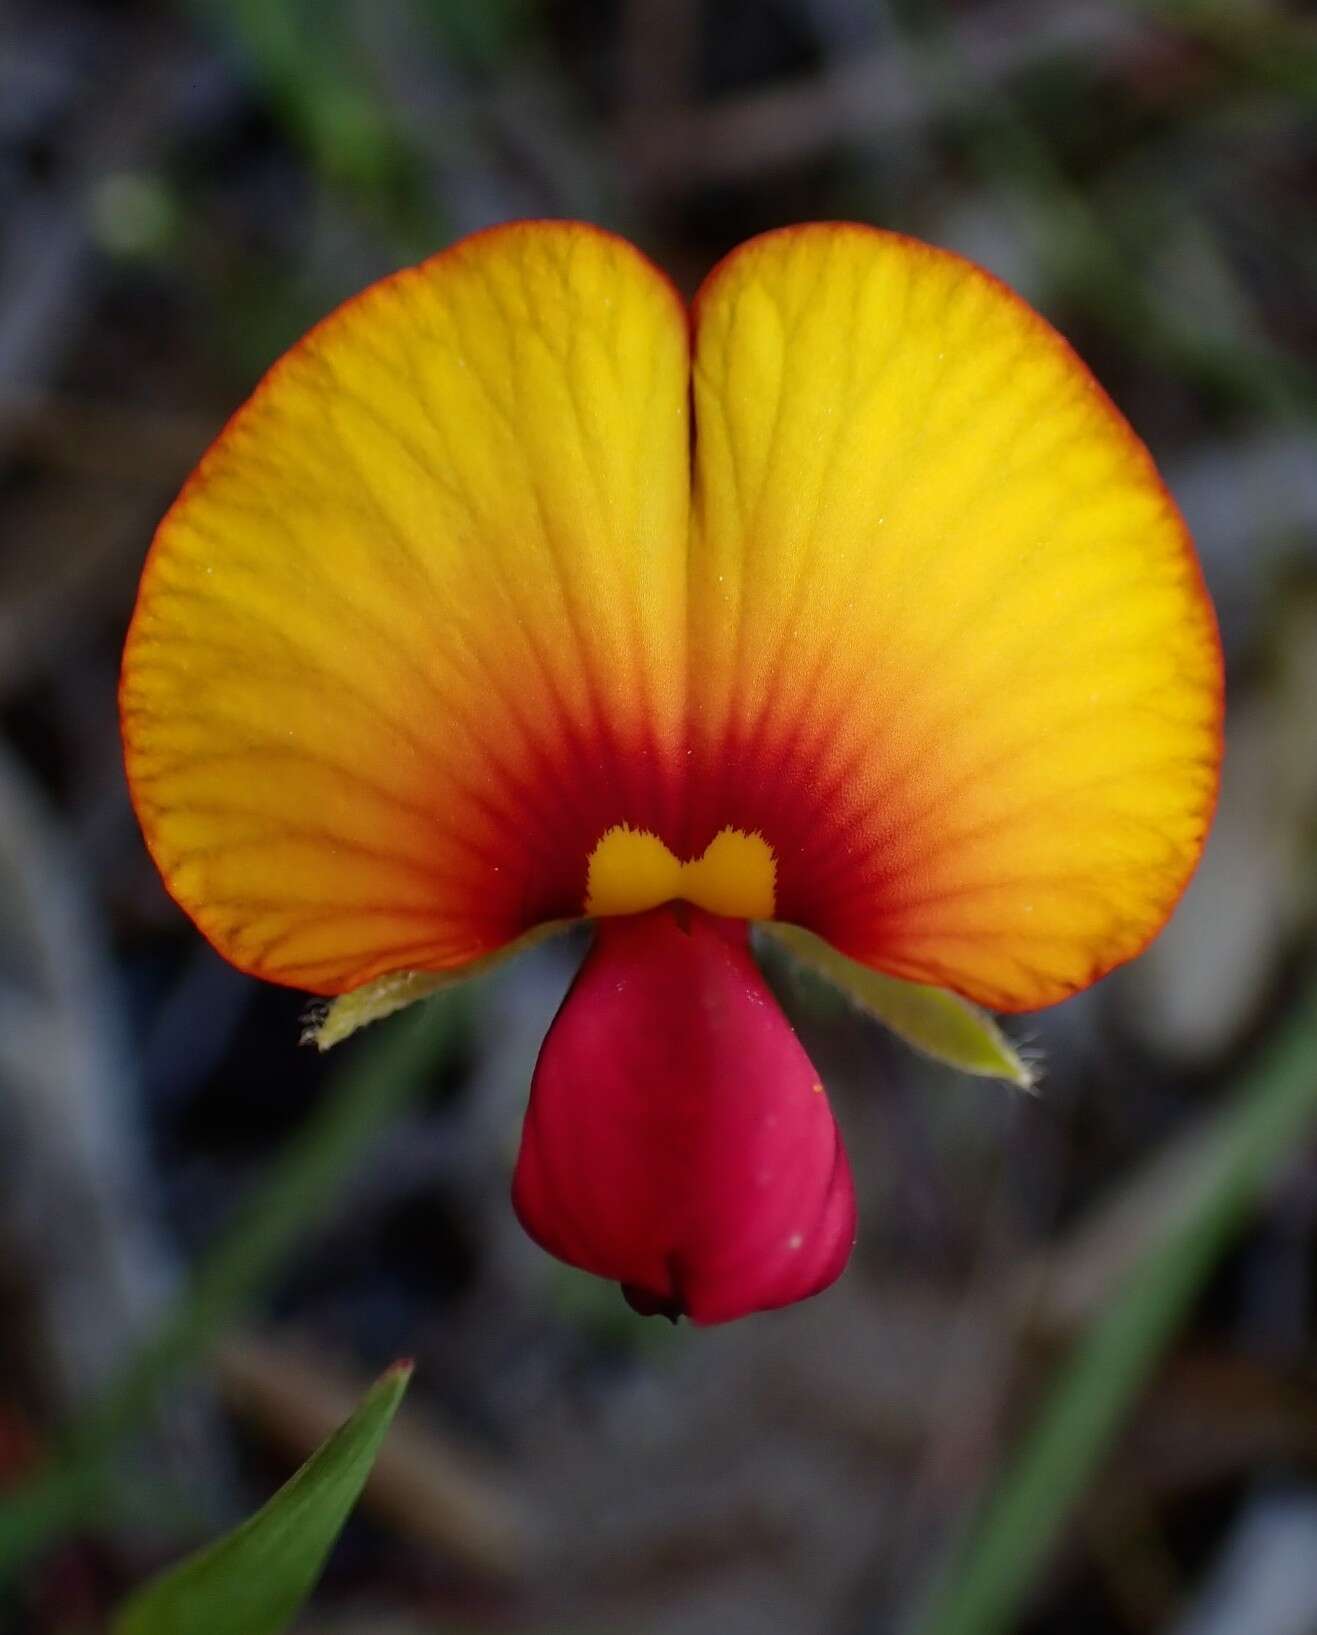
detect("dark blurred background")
[1,1,1316,1632]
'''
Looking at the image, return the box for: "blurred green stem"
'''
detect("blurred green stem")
[0,994,466,1580]
[912,977,1317,1635]
[1119,0,1317,101]
[889,0,1317,421]
[182,0,435,251]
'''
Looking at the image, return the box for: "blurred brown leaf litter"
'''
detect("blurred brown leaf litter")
[2,1,1317,1632]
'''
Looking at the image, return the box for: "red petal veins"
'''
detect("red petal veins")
[123,220,1221,1015]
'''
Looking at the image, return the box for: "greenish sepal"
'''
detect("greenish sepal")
[760,923,1038,1090]
[303,919,578,1050]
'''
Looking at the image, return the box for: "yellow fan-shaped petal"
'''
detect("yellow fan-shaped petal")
[687,224,1222,1011]
[121,222,690,993]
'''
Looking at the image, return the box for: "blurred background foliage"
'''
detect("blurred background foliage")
[1,0,1316,1631]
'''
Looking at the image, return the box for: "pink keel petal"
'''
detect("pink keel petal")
[512,905,857,1323]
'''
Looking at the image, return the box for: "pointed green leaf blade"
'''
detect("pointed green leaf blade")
[762,924,1037,1090]
[111,1362,411,1635]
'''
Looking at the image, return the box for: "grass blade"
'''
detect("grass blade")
[111,1362,410,1635]
[911,984,1317,1635]
[0,992,466,1577]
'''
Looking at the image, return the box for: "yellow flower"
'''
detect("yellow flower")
[121,222,1223,1321]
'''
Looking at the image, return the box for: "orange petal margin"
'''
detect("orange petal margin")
[687,224,1222,1011]
[121,222,691,992]
[124,219,1222,1013]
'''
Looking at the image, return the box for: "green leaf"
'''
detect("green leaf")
[761,924,1036,1089]
[111,1363,411,1635]
[910,983,1317,1635]
[0,994,464,1579]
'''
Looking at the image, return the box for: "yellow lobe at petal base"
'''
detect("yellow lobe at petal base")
[585,825,776,920]
[121,222,691,994]
[688,224,1222,1012]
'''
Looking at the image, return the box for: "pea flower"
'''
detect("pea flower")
[121,222,1222,1324]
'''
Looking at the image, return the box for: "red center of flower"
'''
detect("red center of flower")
[512,904,857,1324]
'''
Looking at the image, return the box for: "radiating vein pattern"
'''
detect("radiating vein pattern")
[123,221,1221,1010]
[122,223,690,990]
[686,226,1221,1009]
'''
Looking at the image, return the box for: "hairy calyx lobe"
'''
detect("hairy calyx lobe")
[512,904,856,1323]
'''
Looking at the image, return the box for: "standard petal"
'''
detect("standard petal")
[121,222,690,993]
[688,224,1222,1011]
